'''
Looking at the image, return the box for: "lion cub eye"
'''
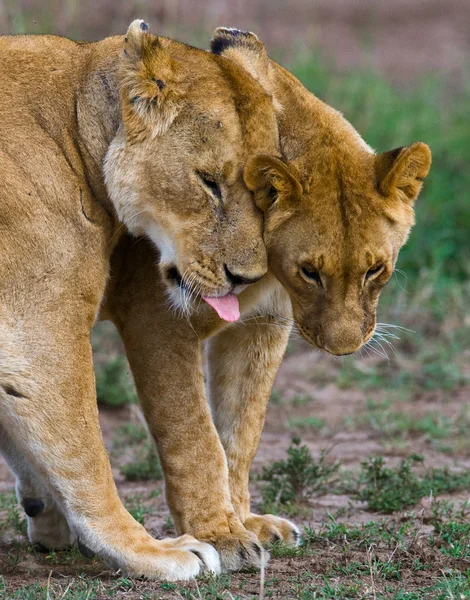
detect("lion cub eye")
[300,265,323,287]
[198,173,222,202]
[365,264,384,281]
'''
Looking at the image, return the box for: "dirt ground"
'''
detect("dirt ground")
[1,339,469,598]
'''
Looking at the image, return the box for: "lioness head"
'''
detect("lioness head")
[105,22,279,321]
[212,29,432,354]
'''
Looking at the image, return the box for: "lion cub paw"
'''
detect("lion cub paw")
[244,514,300,547]
[205,530,268,573]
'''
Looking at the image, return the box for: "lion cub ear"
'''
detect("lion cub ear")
[244,155,302,213]
[376,142,432,203]
[210,28,274,98]
[120,19,183,137]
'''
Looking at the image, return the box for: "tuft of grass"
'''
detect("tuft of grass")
[357,455,470,513]
[120,439,163,482]
[0,491,27,537]
[433,522,470,559]
[125,494,153,526]
[260,436,340,514]
[288,416,325,431]
[113,423,163,481]
[95,356,138,407]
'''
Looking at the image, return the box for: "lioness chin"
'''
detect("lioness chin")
[99,29,431,572]
[0,22,284,579]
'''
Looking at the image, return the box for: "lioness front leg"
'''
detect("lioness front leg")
[109,241,264,572]
[207,307,301,547]
[0,319,218,579]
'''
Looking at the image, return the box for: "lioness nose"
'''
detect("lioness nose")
[224,265,262,286]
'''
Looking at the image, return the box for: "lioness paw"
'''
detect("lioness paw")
[112,535,220,580]
[203,530,267,573]
[244,514,300,547]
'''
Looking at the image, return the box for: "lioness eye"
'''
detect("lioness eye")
[366,265,384,280]
[199,173,222,201]
[301,266,323,287]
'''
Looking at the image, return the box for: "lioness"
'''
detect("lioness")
[0,22,283,579]
[100,30,430,572]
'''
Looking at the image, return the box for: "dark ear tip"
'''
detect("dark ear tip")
[210,27,259,55]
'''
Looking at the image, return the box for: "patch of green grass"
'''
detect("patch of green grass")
[0,576,103,599]
[352,399,469,445]
[260,436,340,514]
[175,573,235,599]
[95,356,137,407]
[120,440,163,481]
[43,548,86,566]
[433,522,470,559]
[288,415,325,430]
[113,423,163,481]
[113,422,149,448]
[357,455,470,513]
[125,493,154,526]
[0,491,26,536]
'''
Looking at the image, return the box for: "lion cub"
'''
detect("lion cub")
[0,22,282,579]
[99,29,431,573]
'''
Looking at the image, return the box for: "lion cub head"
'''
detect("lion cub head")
[247,139,431,355]
[105,21,279,320]
[211,29,432,354]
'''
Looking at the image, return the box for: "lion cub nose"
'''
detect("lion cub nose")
[224,265,263,286]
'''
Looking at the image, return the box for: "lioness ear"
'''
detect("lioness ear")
[210,28,273,98]
[376,142,432,203]
[120,19,183,137]
[244,155,302,213]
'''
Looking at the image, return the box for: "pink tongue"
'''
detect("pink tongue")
[202,294,240,322]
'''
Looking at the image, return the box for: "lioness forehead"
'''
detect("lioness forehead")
[162,40,278,151]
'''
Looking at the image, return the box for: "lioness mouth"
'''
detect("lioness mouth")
[166,266,240,323]
[201,294,240,323]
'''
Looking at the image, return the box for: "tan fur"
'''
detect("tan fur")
[97,29,431,572]
[0,22,283,579]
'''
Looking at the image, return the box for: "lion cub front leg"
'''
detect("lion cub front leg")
[207,309,301,548]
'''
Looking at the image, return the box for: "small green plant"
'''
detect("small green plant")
[357,455,470,512]
[95,356,137,407]
[432,522,470,559]
[0,490,27,536]
[113,422,163,481]
[120,439,163,481]
[113,422,149,448]
[260,436,340,513]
